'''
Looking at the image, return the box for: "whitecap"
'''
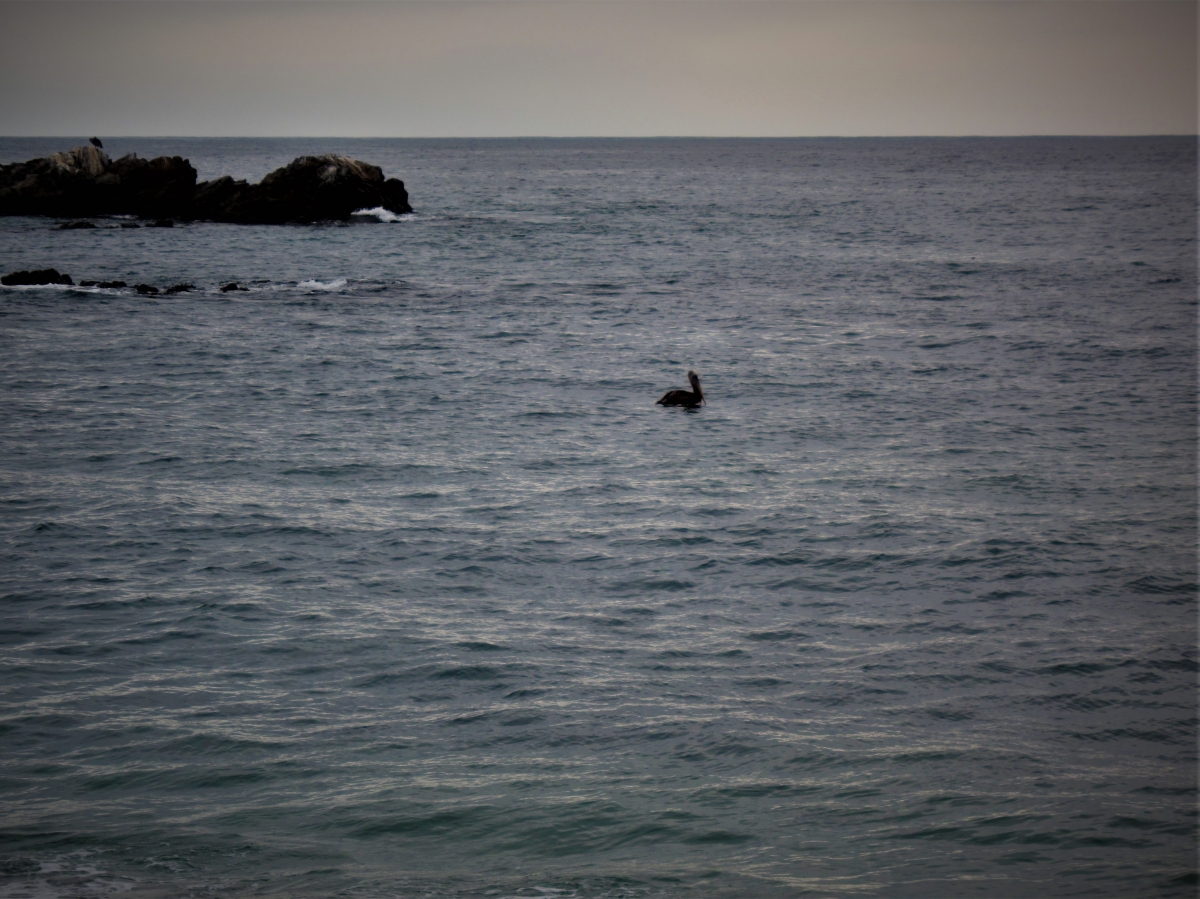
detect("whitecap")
[297,278,348,291]
[1,281,88,292]
[350,206,414,223]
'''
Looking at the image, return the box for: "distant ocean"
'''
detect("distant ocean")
[0,137,1195,898]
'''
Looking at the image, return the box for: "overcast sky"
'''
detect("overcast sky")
[0,1,1194,137]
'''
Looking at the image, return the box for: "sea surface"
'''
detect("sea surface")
[0,137,1195,898]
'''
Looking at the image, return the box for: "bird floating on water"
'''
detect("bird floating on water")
[657,370,705,407]
[89,137,103,149]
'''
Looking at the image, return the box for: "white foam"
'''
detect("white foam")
[297,278,348,291]
[0,282,78,292]
[350,206,413,223]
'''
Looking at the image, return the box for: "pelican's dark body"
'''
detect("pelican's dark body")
[657,371,705,407]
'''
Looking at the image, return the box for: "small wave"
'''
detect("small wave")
[297,278,347,291]
[681,830,752,844]
[432,665,501,680]
[0,281,82,293]
[744,629,806,641]
[351,206,414,223]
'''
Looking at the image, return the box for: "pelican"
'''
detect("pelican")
[88,137,103,149]
[657,370,705,407]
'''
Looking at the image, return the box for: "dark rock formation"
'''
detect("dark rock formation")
[109,155,197,219]
[0,147,412,224]
[2,268,73,286]
[192,155,411,223]
[134,284,159,295]
[0,146,196,219]
[219,282,247,292]
[163,283,193,294]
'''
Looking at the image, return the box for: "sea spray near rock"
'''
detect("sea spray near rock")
[351,205,413,223]
[0,146,412,223]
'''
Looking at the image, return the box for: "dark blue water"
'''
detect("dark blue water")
[0,138,1195,898]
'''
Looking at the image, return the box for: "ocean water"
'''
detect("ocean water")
[0,137,1195,898]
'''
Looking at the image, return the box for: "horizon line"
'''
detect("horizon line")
[3,134,1197,141]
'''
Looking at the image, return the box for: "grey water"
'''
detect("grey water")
[0,137,1195,899]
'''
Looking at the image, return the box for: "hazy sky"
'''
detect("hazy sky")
[0,1,1194,136]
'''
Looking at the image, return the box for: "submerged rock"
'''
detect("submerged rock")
[2,268,74,286]
[219,282,247,292]
[0,146,412,224]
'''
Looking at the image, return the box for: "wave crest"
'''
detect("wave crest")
[297,278,347,291]
[351,206,413,223]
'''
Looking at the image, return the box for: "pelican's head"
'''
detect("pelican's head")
[687,370,703,401]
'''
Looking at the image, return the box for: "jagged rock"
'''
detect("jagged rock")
[134,284,159,295]
[54,145,108,179]
[2,268,74,286]
[0,146,196,218]
[105,155,196,218]
[193,155,412,223]
[162,283,193,294]
[0,147,412,224]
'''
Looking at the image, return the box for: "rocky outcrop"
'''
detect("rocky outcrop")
[0,147,412,223]
[0,146,196,219]
[5,273,225,294]
[0,269,128,289]
[194,155,411,224]
[1,268,74,286]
